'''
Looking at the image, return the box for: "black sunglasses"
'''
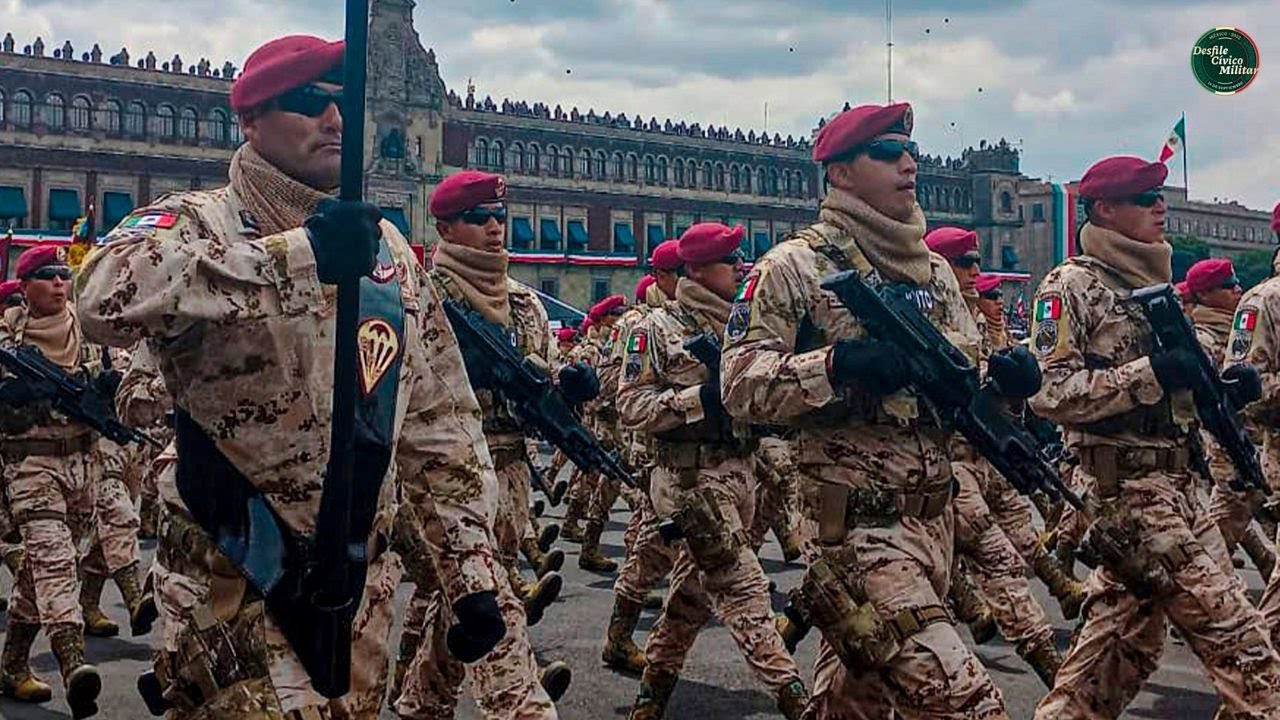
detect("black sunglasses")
[953,256,980,270]
[1128,190,1164,208]
[459,207,507,226]
[717,253,744,265]
[28,266,72,281]
[979,290,1002,300]
[859,138,920,163]
[1221,275,1242,290]
[275,85,343,118]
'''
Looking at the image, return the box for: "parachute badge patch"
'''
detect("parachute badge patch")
[358,318,402,396]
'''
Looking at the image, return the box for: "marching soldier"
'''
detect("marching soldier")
[619,222,807,719]
[76,35,511,718]
[1029,156,1280,718]
[720,101,1010,718]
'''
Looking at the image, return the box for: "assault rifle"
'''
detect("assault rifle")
[684,333,722,375]
[444,300,637,488]
[0,343,159,448]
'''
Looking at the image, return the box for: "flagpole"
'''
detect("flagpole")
[1181,112,1189,199]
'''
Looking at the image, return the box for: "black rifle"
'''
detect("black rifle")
[0,343,159,449]
[820,271,1084,511]
[1132,284,1265,494]
[684,333,721,375]
[525,455,552,500]
[444,300,637,488]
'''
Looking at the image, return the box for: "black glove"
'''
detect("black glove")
[447,591,506,663]
[94,369,123,400]
[1222,363,1263,410]
[1149,347,1200,392]
[827,339,911,394]
[987,345,1042,399]
[558,361,600,404]
[0,378,56,407]
[699,379,724,419]
[304,198,382,284]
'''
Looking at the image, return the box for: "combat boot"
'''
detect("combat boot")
[48,623,101,719]
[627,666,679,720]
[138,498,159,540]
[520,536,565,578]
[387,628,422,709]
[1019,636,1063,689]
[1055,538,1079,581]
[602,596,647,675]
[775,610,810,654]
[522,571,563,627]
[948,566,997,645]
[550,479,569,507]
[113,563,158,636]
[1241,526,1276,581]
[79,572,120,638]
[1032,548,1086,620]
[579,521,618,573]
[538,522,561,553]
[643,593,664,610]
[562,494,587,543]
[0,619,52,703]
[2,544,24,575]
[776,678,809,720]
[540,660,572,702]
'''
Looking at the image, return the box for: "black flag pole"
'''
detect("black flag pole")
[310,0,369,699]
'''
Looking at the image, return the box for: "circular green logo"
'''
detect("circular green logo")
[1191,27,1260,95]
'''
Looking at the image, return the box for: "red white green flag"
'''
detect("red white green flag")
[1158,116,1186,163]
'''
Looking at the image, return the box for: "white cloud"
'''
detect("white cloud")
[1012,89,1079,116]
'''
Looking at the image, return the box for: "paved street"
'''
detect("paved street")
[0,472,1245,719]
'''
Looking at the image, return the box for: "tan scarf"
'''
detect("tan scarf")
[433,242,511,325]
[1191,304,1234,336]
[819,187,930,285]
[21,304,81,370]
[675,278,732,336]
[228,144,334,236]
[1078,223,1172,289]
[644,282,667,308]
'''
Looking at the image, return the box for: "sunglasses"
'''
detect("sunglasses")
[275,85,343,118]
[716,253,744,266]
[1221,275,1242,290]
[459,207,507,226]
[27,266,72,281]
[953,256,980,270]
[859,138,920,163]
[1128,190,1164,208]
[979,290,1002,300]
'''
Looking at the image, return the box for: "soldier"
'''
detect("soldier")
[1029,156,1280,719]
[0,279,22,307]
[721,101,1010,718]
[0,278,21,615]
[1188,258,1276,580]
[619,222,808,719]
[76,35,511,718]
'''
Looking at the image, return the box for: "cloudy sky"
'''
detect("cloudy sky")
[5,0,1277,209]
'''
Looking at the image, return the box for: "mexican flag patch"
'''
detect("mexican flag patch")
[627,331,647,353]
[735,275,759,303]
[1235,309,1258,332]
[122,211,179,230]
[1034,296,1061,322]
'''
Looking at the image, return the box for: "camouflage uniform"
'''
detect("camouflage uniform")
[750,436,807,560]
[619,279,805,718]
[77,185,505,719]
[116,342,176,539]
[1028,250,1280,719]
[721,224,1008,719]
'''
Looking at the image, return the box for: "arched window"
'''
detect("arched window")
[179,107,198,139]
[729,165,741,193]
[546,145,559,175]
[0,89,4,125]
[594,150,607,178]
[472,138,488,167]
[230,118,244,145]
[510,142,524,172]
[612,152,624,180]
[579,149,592,178]
[688,160,699,188]
[743,166,753,194]
[42,93,65,127]
[69,95,92,130]
[124,101,146,137]
[207,108,228,143]
[657,157,668,184]
[99,99,122,133]
[959,189,969,211]
[12,90,32,127]
[156,104,176,138]
[798,175,808,197]
[784,170,796,196]
[559,147,572,177]
[757,168,767,195]
[674,159,685,187]
[703,161,714,189]
[489,139,504,169]
[768,168,779,195]
[627,154,639,182]
[918,184,929,210]
[940,188,950,211]
[644,155,655,183]
[999,191,1012,213]
[526,144,540,174]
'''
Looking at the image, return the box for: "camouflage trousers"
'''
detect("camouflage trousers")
[395,565,556,720]
[152,506,400,719]
[644,458,800,691]
[4,446,100,628]
[981,473,1044,565]
[800,467,1008,720]
[953,459,1054,653]
[613,493,676,606]
[492,457,532,573]
[82,439,143,576]
[1035,469,1280,720]
[749,437,805,551]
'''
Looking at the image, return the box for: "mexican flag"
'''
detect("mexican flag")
[1158,116,1186,163]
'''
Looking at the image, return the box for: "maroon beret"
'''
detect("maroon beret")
[812,102,913,163]
[1186,258,1237,295]
[429,171,507,219]
[635,275,656,302]
[588,295,626,321]
[1078,156,1168,200]
[230,35,345,113]
[555,327,577,343]
[1175,281,1193,302]
[974,275,1002,294]
[649,239,682,271]
[677,223,745,265]
[1271,202,1280,233]
[0,279,22,304]
[15,245,67,279]
[924,227,979,260]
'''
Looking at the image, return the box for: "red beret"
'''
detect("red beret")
[649,239,682,271]
[1186,258,1237,295]
[812,102,913,163]
[15,245,66,279]
[579,318,594,334]
[635,275,656,302]
[924,227,979,260]
[1078,156,1168,200]
[0,279,22,303]
[555,327,577,343]
[1175,281,1193,302]
[677,223,745,265]
[974,275,1002,294]
[588,294,626,321]
[429,171,507,219]
[230,35,345,113]
[1271,202,1280,233]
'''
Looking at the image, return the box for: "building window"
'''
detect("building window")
[12,90,32,127]
[566,219,588,253]
[703,161,714,189]
[42,93,65,127]
[99,99,122,133]
[546,145,559,175]
[627,155,639,182]
[539,278,559,299]
[156,104,176,138]
[526,144,540,174]
[999,191,1013,214]
[124,101,146,137]
[592,278,610,303]
[768,168,779,195]
[579,149,592,178]
[559,148,572,178]
[0,90,4,124]
[613,222,636,254]
[101,191,135,230]
[47,188,81,231]
[644,156,655,183]
[1032,203,1045,222]
[0,186,28,225]
[471,138,488,167]
[541,218,564,251]
[206,109,229,143]
[594,151,607,178]
[179,107,198,139]
[674,159,685,187]
[730,165,741,193]
[753,231,771,258]
[1000,245,1019,270]
[798,175,808,197]
[489,140,505,169]
[611,152,624,180]
[658,157,668,184]
[646,223,665,258]
[69,95,92,130]
[510,216,534,250]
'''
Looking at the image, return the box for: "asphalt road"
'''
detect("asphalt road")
[0,471,1246,719]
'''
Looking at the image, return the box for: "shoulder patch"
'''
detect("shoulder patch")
[1229,306,1259,361]
[1031,292,1066,357]
[121,211,179,230]
[627,330,647,353]
[726,302,751,344]
[623,329,648,382]
[735,274,759,303]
